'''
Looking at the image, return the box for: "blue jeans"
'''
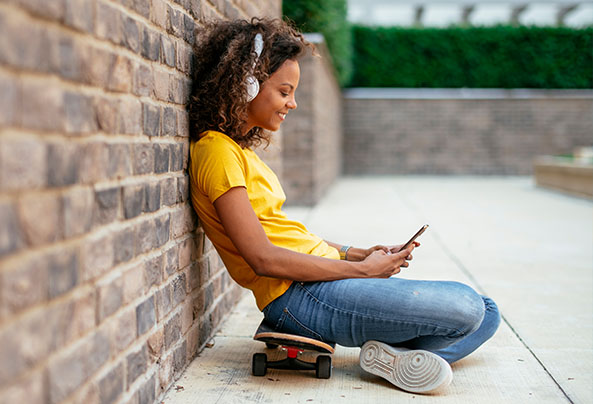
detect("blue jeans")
[263,278,501,364]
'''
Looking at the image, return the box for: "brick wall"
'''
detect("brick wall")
[0,1,280,404]
[282,34,342,205]
[343,89,593,175]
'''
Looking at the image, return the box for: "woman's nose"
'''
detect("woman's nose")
[287,96,297,110]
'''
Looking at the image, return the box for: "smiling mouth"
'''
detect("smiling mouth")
[278,112,287,120]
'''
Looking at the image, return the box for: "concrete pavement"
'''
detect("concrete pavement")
[163,176,593,404]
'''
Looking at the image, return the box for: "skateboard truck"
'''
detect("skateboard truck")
[252,320,334,379]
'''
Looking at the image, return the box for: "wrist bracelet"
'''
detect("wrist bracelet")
[339,245,352,260]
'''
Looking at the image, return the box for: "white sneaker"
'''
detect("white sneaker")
[359,341,453,394]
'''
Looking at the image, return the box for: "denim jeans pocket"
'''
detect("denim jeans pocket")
[276,308,323,341]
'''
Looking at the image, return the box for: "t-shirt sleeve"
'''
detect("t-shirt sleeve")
[192,137,247,203]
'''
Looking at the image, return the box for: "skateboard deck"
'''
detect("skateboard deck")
[252,320,335,379]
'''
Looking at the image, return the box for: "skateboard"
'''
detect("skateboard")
[252,320,335,379]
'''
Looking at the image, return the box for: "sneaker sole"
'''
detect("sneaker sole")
[359,341,452,394]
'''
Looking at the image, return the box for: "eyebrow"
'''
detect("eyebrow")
[280,83,295,89]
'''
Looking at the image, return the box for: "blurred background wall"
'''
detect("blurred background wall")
[281,0,592,204]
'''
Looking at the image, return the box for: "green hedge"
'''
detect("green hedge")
[350,25,593,88]
[283,0,352,86]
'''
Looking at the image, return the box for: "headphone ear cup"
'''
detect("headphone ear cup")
[245,75,259,102]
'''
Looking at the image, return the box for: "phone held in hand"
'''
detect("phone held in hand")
[398,224,429,252]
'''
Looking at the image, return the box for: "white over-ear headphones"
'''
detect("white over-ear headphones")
[245,33,264,102]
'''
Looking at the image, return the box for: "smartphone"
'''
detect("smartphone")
[398,224,429,252]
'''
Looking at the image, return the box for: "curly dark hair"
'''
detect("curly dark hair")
[188,18,310,148]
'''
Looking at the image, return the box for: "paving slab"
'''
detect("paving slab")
[163,176,592,404]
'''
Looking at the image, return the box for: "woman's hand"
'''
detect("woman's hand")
[364,242,420,261]
[359,245,415,277]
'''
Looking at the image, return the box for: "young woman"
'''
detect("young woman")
[188,18,500,394]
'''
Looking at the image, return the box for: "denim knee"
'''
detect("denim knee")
[446,282,486,337]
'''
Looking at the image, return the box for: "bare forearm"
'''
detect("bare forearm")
[253,244,367,281]
[324,240,369,262]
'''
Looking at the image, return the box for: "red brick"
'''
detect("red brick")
[82,232,114,281]
[95,0,122,44]
[153,67,170,101]
[163,244,179,277]
[64,91,98,134]
[15,0,66,21]
[107,143,132,179]
[117,97,142,135]
[178,236,192,269]
[160,33,175,67]
[64,288,96,342]
[48,247,79,299]
[157,352,173,391]
[123,15,141,53]
[141,26,161,61]
[20,78,65,131]
[167,5,184,38]
[0,200,23,258]
[123,262,144,304]
[133,61,153,97]
[18,193,62,246]
[150,0,169,29]
[177,109,189,137]
[137,373,156,404]
[47,330,110,403]
[47,140,80,187]
[171,204,196,239]
[0,367,45,404]
[64,0,94,33]
[94,96,119,134]
[113,226,135,264]
[156,283,172,321]
[0,71,19,126]
[181,299,192,334]
[0,253,48,317]
[62,186,93,238]
[186,324,199,359]
[0,135,47,191]
[133,143,155,174]
[93,186,121,226]
[79,142,108,184]
[188,0,202,18]
[110,308,137,353]
[108,55,133,93]
[176,40,192,73]
[97,274,123,322]
[145,253,163,289]
[0,9,48,72]
[136,295,156,335]
[0,310,52,387]
[131,0,151,19]
[147,327,164,358]
[52,33,92,84]
[172,340,187,376]
[98,362,123,404]
[127,345,148,386]
[169,74,190,105]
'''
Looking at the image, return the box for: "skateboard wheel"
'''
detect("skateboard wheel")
[252,353,268,376]
[315,355,332,379]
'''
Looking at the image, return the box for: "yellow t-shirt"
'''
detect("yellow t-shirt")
[189,130,339,311]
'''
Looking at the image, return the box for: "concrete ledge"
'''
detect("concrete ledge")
[343,88,593,100]
[534,156,593,199]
